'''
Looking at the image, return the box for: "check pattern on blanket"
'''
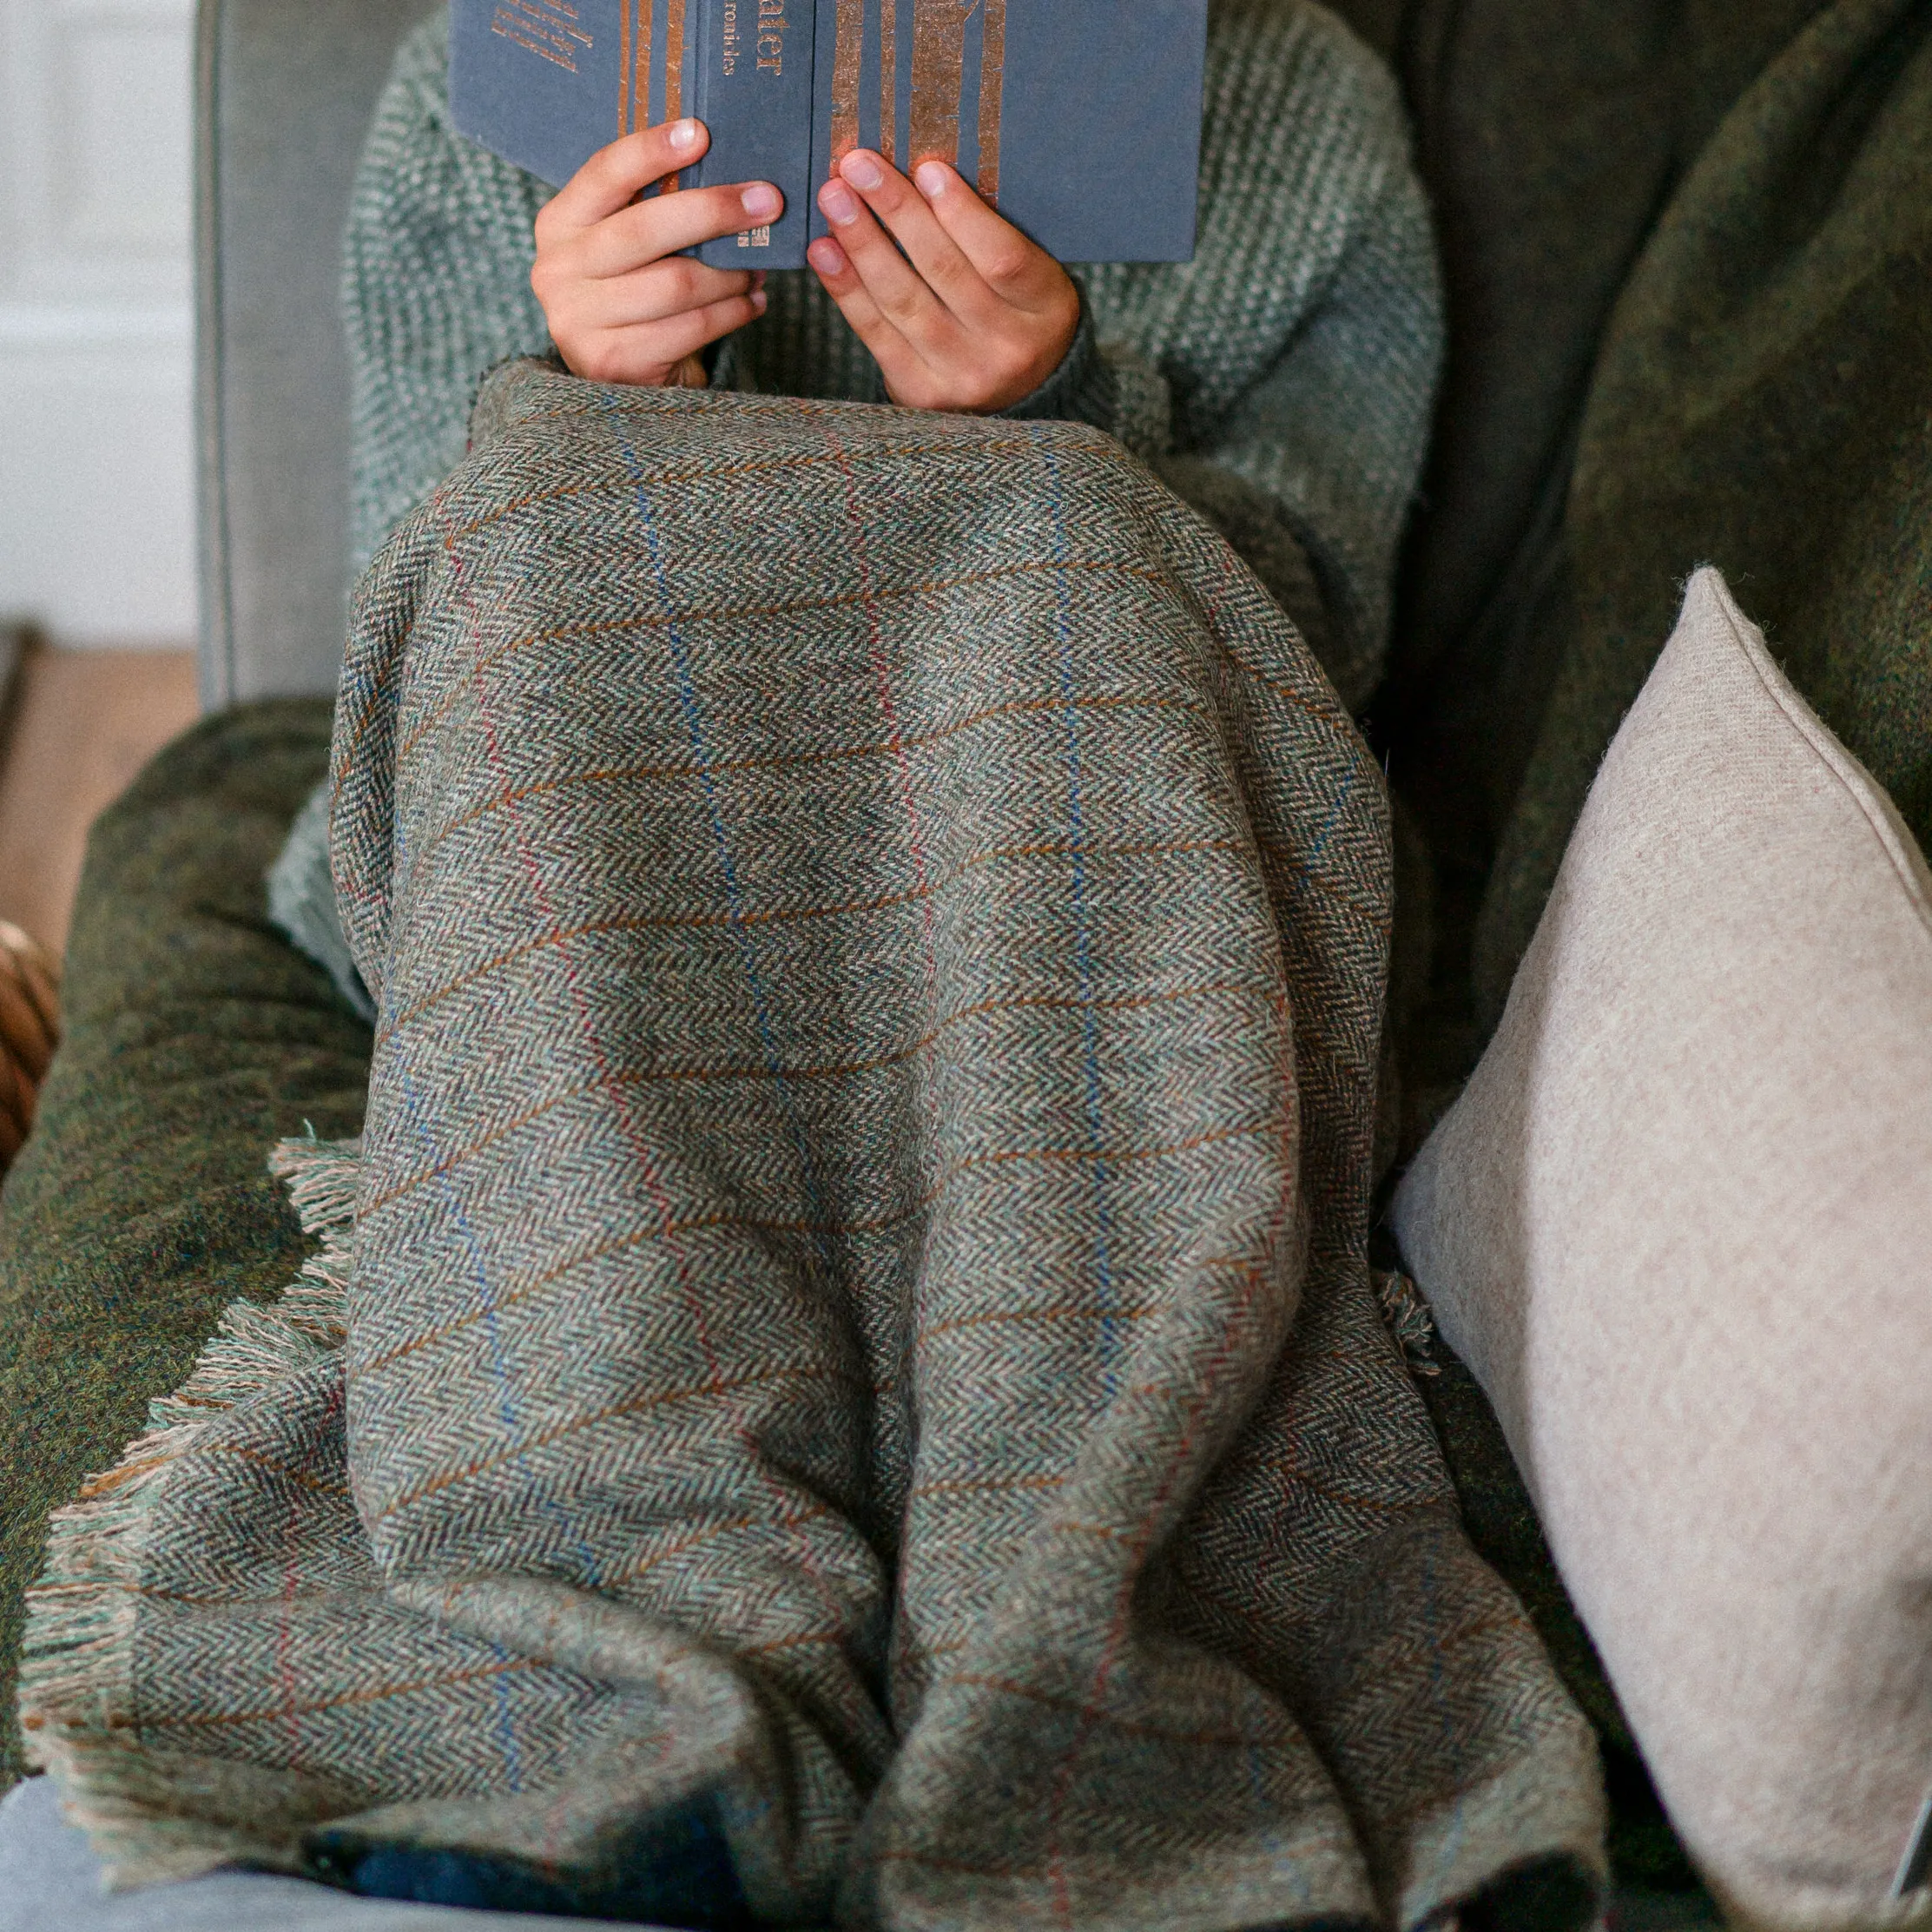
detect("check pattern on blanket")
[21,362,1599,1929]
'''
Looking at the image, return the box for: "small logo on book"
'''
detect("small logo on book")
[738,227,773,247]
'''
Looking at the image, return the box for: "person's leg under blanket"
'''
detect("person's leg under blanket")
[21,362,1601,1931]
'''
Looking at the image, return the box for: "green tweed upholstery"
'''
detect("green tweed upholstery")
[0,701,367,1787]
[1471,0,1932,1025]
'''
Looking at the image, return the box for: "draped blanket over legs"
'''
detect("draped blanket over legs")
[20,363,1601,1929]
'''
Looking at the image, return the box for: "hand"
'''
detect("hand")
[531,118,781,387]
[808,152,1080,412]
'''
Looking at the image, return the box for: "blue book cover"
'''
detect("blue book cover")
[450,0,1207,270]
[685,0,817,268]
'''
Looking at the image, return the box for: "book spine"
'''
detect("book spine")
[689,0,816,270]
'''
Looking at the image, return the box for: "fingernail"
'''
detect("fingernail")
[751,269,768,289]
[819,180,860,226]
[750,287,768,313]
[667,118,701,152]
[914,161,949,200]
[808,237,849,276]
[741,182,781,221]
[842,150,884,192]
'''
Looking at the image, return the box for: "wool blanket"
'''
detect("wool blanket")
[21,362,1599,1929]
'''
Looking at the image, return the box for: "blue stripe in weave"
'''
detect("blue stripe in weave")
[601,400,834,1258]
[388,1050,534,1793]
[1030,425,1119,1381]
[379,781,604,1810]
[1295,767,1354,881]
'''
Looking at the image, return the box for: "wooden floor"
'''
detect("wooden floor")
[0,636,200,955]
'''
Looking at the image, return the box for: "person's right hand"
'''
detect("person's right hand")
[531,118,781,387]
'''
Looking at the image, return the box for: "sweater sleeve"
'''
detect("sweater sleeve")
[1159,162,1443,711]
[1080,0,1443,713]
[341,11,554,582]
[989,285,1177,458]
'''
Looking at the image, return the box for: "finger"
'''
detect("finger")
[570,287,768,386]
[807,236,930,402]
[629,287,769,369]
[834,150,998,327]
[537,118,711,242]
[572,260,759,331]
[14,956,56,1042]
[576,179,785,278]
[817,173,961,359]
[0,920,59,1032]
[0,1045,28,1146]
[911,160,1068,310]
[0,973,53,1083]
[0,927,56,1041]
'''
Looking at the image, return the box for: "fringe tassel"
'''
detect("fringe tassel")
[1374,1267,1440,1377]
[16,1135,362,1886]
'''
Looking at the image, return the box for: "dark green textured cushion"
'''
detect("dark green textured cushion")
[0,699,369,1786]
[1474,0,1932,1023]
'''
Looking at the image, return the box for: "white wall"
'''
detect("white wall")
[0,0,196,648]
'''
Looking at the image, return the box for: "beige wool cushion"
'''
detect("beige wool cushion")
[1393,568,1932,1931]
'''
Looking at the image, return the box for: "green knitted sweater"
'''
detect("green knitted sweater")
[341,0,1441,712]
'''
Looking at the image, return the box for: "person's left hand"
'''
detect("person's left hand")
[808,151,1080,413]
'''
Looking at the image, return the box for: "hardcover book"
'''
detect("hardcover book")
[450,0,1208,270]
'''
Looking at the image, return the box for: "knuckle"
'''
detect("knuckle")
[933,260,978,301]
[605,131,650,183]
[655,258,697,306]
[612,200,656,251]
[984,245,1031,286]
[577,340,625,385]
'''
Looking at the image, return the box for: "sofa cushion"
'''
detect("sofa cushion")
[1394,568,1932,1929]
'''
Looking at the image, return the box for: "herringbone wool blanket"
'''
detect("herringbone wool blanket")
[21,361,1600,1929]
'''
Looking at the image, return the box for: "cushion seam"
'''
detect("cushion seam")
[1707,575,1932,949]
